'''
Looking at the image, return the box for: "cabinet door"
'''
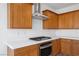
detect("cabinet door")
[26,45,39,56]
[52,39,61,55]
[73,11,79,28]
[8,3,32,29]
[43,10,58,29]
[61,39,72,55]
[59,12,73,29]
[72,40,79,56]
[13,45,39,56]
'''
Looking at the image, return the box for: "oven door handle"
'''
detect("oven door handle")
[40,44,52,49]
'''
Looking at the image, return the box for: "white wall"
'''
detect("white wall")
[0,3,57,55]
[56,29,79,38]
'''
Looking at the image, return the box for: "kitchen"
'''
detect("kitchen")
[0,3,79,56]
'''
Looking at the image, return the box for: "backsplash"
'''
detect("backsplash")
[56,29,79,38]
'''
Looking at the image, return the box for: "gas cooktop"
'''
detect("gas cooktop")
[29,36,51,41]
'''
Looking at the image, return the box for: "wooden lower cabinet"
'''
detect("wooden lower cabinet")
[60,39,72,55]
[52,38,73,56]
[72,40,79,56]
[7,44,39,56]
[7,38,79,56]
[60,39,79,56]
[52,39,61,56]
[51,39,79,56]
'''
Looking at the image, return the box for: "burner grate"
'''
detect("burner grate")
[29,36,51,41]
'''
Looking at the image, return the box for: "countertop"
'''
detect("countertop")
[4,37,59,49]
[4,36,79,49]
[61,36,79,40]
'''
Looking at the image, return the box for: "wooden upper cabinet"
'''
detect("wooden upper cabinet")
[8,3,32,29]
[58,12,73,29]
[73,10,79,28]
[43,10,58,29]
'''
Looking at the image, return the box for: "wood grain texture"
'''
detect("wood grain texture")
[7,44,39,56]
[60,39,72,55]
[43,10,58,29]
[72,40,79,56]
[58,12,73,29]
[52,39,61,56]
[8,3,32,29]
[52,38,79,56]
[73,10,79,28]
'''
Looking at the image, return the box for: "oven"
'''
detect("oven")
[40,41,52,56]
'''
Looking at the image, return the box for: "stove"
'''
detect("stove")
[29,36,51,41]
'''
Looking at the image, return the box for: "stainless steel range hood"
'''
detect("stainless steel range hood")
[32,3,48,20]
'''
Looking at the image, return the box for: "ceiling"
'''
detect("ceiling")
[43,3,78,10]
[41,3,79,14]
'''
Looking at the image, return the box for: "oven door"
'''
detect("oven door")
[40,45,52,56]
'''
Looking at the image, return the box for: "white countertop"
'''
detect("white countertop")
[4,37,59,49]
[61,36,79,40]
[4,36,79,49]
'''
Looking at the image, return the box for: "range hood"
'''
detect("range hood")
[32,3,48,20]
